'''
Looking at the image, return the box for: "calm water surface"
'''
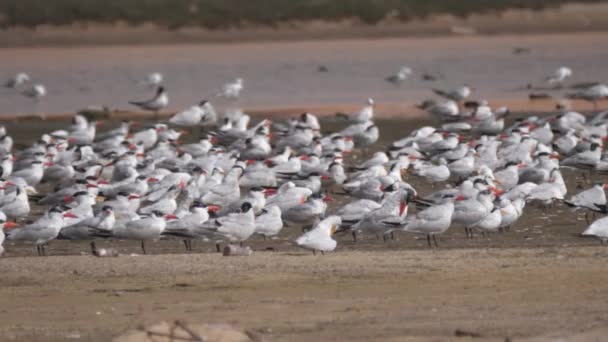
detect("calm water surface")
[1,34,608,115]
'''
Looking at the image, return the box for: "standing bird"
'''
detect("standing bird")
[564,182,608,222]
[432,84,472,102]
[386,66,412,85]
[139,72,163,88]
[254,205,284,239]
[6,72,30,88]
[398,195,455,247]
[0,211,18,256]
[567,84,608,109]
[336,98,375,123]
[546,66,572,87]
[212,202,256,246]
[582,216,608,244]
[169,100,217,127]
[6,207,77,256]
[295,215,341,254]
[93,210,171,254]
[129,86,169,112]
[60,206,116,240]
[21,84,46,100]
[217,78,243,99]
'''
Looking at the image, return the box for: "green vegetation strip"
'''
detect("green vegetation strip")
[0,0,606,29]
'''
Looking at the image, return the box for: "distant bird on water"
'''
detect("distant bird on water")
[139,72,164,88]
[386,66,412,85]
[5,72,30,88]
[129,86,169,112]
[546,66,572,87]
[21,84,46,100]
[217,78,243,99]
[432,84,473,102]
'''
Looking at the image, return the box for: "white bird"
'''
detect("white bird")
[567,84,608,108]
[337,98,374,123]
[254,205,284,239]
[400,196,455,247]
[498,197,525,230]
[561,143,601,170]
[412,158,450,182]
[418,100,459,121]
[217,78,243,99]
[471,207,502,234]
[169,100,217,126]
[564,182,607,213]
[546,66,572,86]
[0,183,34,220]
[129,86,169,112]
[163,203,219,251]
[7,207,78,256]
[582,216,608,243]
[350,189,411,240]
[0,211,18,256]
[60,205,116,240]
[140,72,163,88]
[212,202,256,244]
[95,210,171,254]
[22,84,46,100]
[386,66,412,85]
[452,189,494,238]
[6,72,30,88]
[295,215,341,254]
[526,169,567,205]
[432,84,472,102]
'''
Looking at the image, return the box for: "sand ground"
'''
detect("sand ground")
[1,246,608,341]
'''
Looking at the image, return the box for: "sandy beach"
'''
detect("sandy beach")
[1,247,608,341]
[1,5,608,339]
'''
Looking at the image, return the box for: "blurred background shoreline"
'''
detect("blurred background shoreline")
[0,2,608,47]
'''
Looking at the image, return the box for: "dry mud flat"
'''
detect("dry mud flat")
[1,247,608,341]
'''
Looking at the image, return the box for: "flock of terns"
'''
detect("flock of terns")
[1,64,608,257]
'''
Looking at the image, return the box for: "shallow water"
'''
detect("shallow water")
[1,33,608,116]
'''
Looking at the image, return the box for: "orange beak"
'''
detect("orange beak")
[207,205,221,212]
[63,212,78,219]
[489,187,505,196]
[3,221,18,229]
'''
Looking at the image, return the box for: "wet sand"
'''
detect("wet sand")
[1,32,608,117]
[1,116,608,340]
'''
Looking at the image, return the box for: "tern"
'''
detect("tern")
[21,83,46,100]
[0,211,18,256]
[5,72,30,88]
[217,78,243,99]
[295,215,341,255]
[6,207,78,256]
[129,86,169,112]
[432,84,472,102]
[386,66,413,85]
[546,66,572,87]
